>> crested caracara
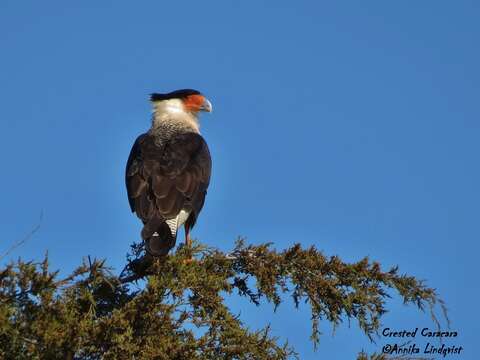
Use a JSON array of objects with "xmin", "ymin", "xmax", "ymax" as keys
[{"xmin": 125, "ymin": 89, "xmax": 212, "ymax": 256}]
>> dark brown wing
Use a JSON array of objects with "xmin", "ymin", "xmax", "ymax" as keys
[
  {"xmin": 125, "ymin": 132, "xmax": 211, "ymax": 225},
  {"xmin": 125, "ymin": 133, "xmax": 147, "ymax": 213}
]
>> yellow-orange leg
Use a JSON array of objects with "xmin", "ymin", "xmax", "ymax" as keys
[
  {"xmin": 185, "ymin": 225, "xmax": 192, "ymax": 248},
  {"xmin": 183, "ymin": 225, "xmax": 194, "ymax": 264}
]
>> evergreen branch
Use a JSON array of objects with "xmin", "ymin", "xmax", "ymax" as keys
[{"xmin": 0, "ymin": 239, "xmax": 446, "ymax": 359}]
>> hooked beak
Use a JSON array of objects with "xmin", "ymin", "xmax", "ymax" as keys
[{"xmin": 201, "ymin": 98, "xmax": 213, "ymax": 113}]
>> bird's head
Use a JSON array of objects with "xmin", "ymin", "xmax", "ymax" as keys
[{"xmin": 150, "ymin": 89, "xmax": 212, "ymax": 116}]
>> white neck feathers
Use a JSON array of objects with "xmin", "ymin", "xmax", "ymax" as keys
[{"xmin": 151, "ymin": 99, "xmax": 200, "ymax": 133}]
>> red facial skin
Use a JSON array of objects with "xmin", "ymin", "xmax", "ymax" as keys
[{"xmin": 182, "ymin": 94, "xmax": 205, "ymax": 113}]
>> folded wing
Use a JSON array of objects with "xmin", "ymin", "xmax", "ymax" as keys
[{"xmin": 125, "ymin": 132, "xmax": 211, "ymax": 235}]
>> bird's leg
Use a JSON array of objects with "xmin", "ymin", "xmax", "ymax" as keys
[
  {"xmin": 185, "ymin": 225, "xmax": 192, "ymax": 248},
  {"xmin": 183, "ymin": 225, "xmax": 194, "ymax": 264}
]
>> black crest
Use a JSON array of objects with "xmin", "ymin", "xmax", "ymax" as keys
[{"xmin": 150, "ymin": 89, "xmax": 201, "ymax": 102}]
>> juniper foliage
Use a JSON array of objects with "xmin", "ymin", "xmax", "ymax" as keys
[{"xmin": 0, "ymin": 239, "xmax": 446, "ymax": 359}]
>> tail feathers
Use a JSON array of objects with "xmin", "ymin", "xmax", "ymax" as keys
[{"xmin": 141, "ymin": 218, "xmax": 176, "ymax": 256}]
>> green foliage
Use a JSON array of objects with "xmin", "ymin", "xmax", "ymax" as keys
[{"xmin": 0, "ymin": 240, "xmax": 446, "ymax": 359}]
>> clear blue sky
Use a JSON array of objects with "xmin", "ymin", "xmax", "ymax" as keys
[{"xmin": 1, "ymin": 1, "xmax": 478, "ymax": 358}]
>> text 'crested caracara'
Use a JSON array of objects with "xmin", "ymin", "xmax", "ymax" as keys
[{"xmin": 125, "ymin": 89, "xmax": 212, "ymax": 256}]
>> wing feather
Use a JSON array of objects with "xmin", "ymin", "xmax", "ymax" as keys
[
  {"xmin": 152, "ymin": 175, "xmax": 173, "ymax": 199},
  {"xmin": 125, "ymin": 132, "xmax": 211, "ymax": 228}
]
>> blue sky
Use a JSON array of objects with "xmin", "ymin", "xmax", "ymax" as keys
[{"xmin": 1, "ymin": 1, "xmax": 478, "ymax": 358}]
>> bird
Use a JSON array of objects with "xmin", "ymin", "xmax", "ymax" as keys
[{"xmin": 125, "ymin": 89, "xmax": 212, "ymax": 257}]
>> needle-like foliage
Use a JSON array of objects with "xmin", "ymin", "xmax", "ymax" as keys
[{"xmin": 0, "ymin": 239, "xmax": 446, "ymax": 359}]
